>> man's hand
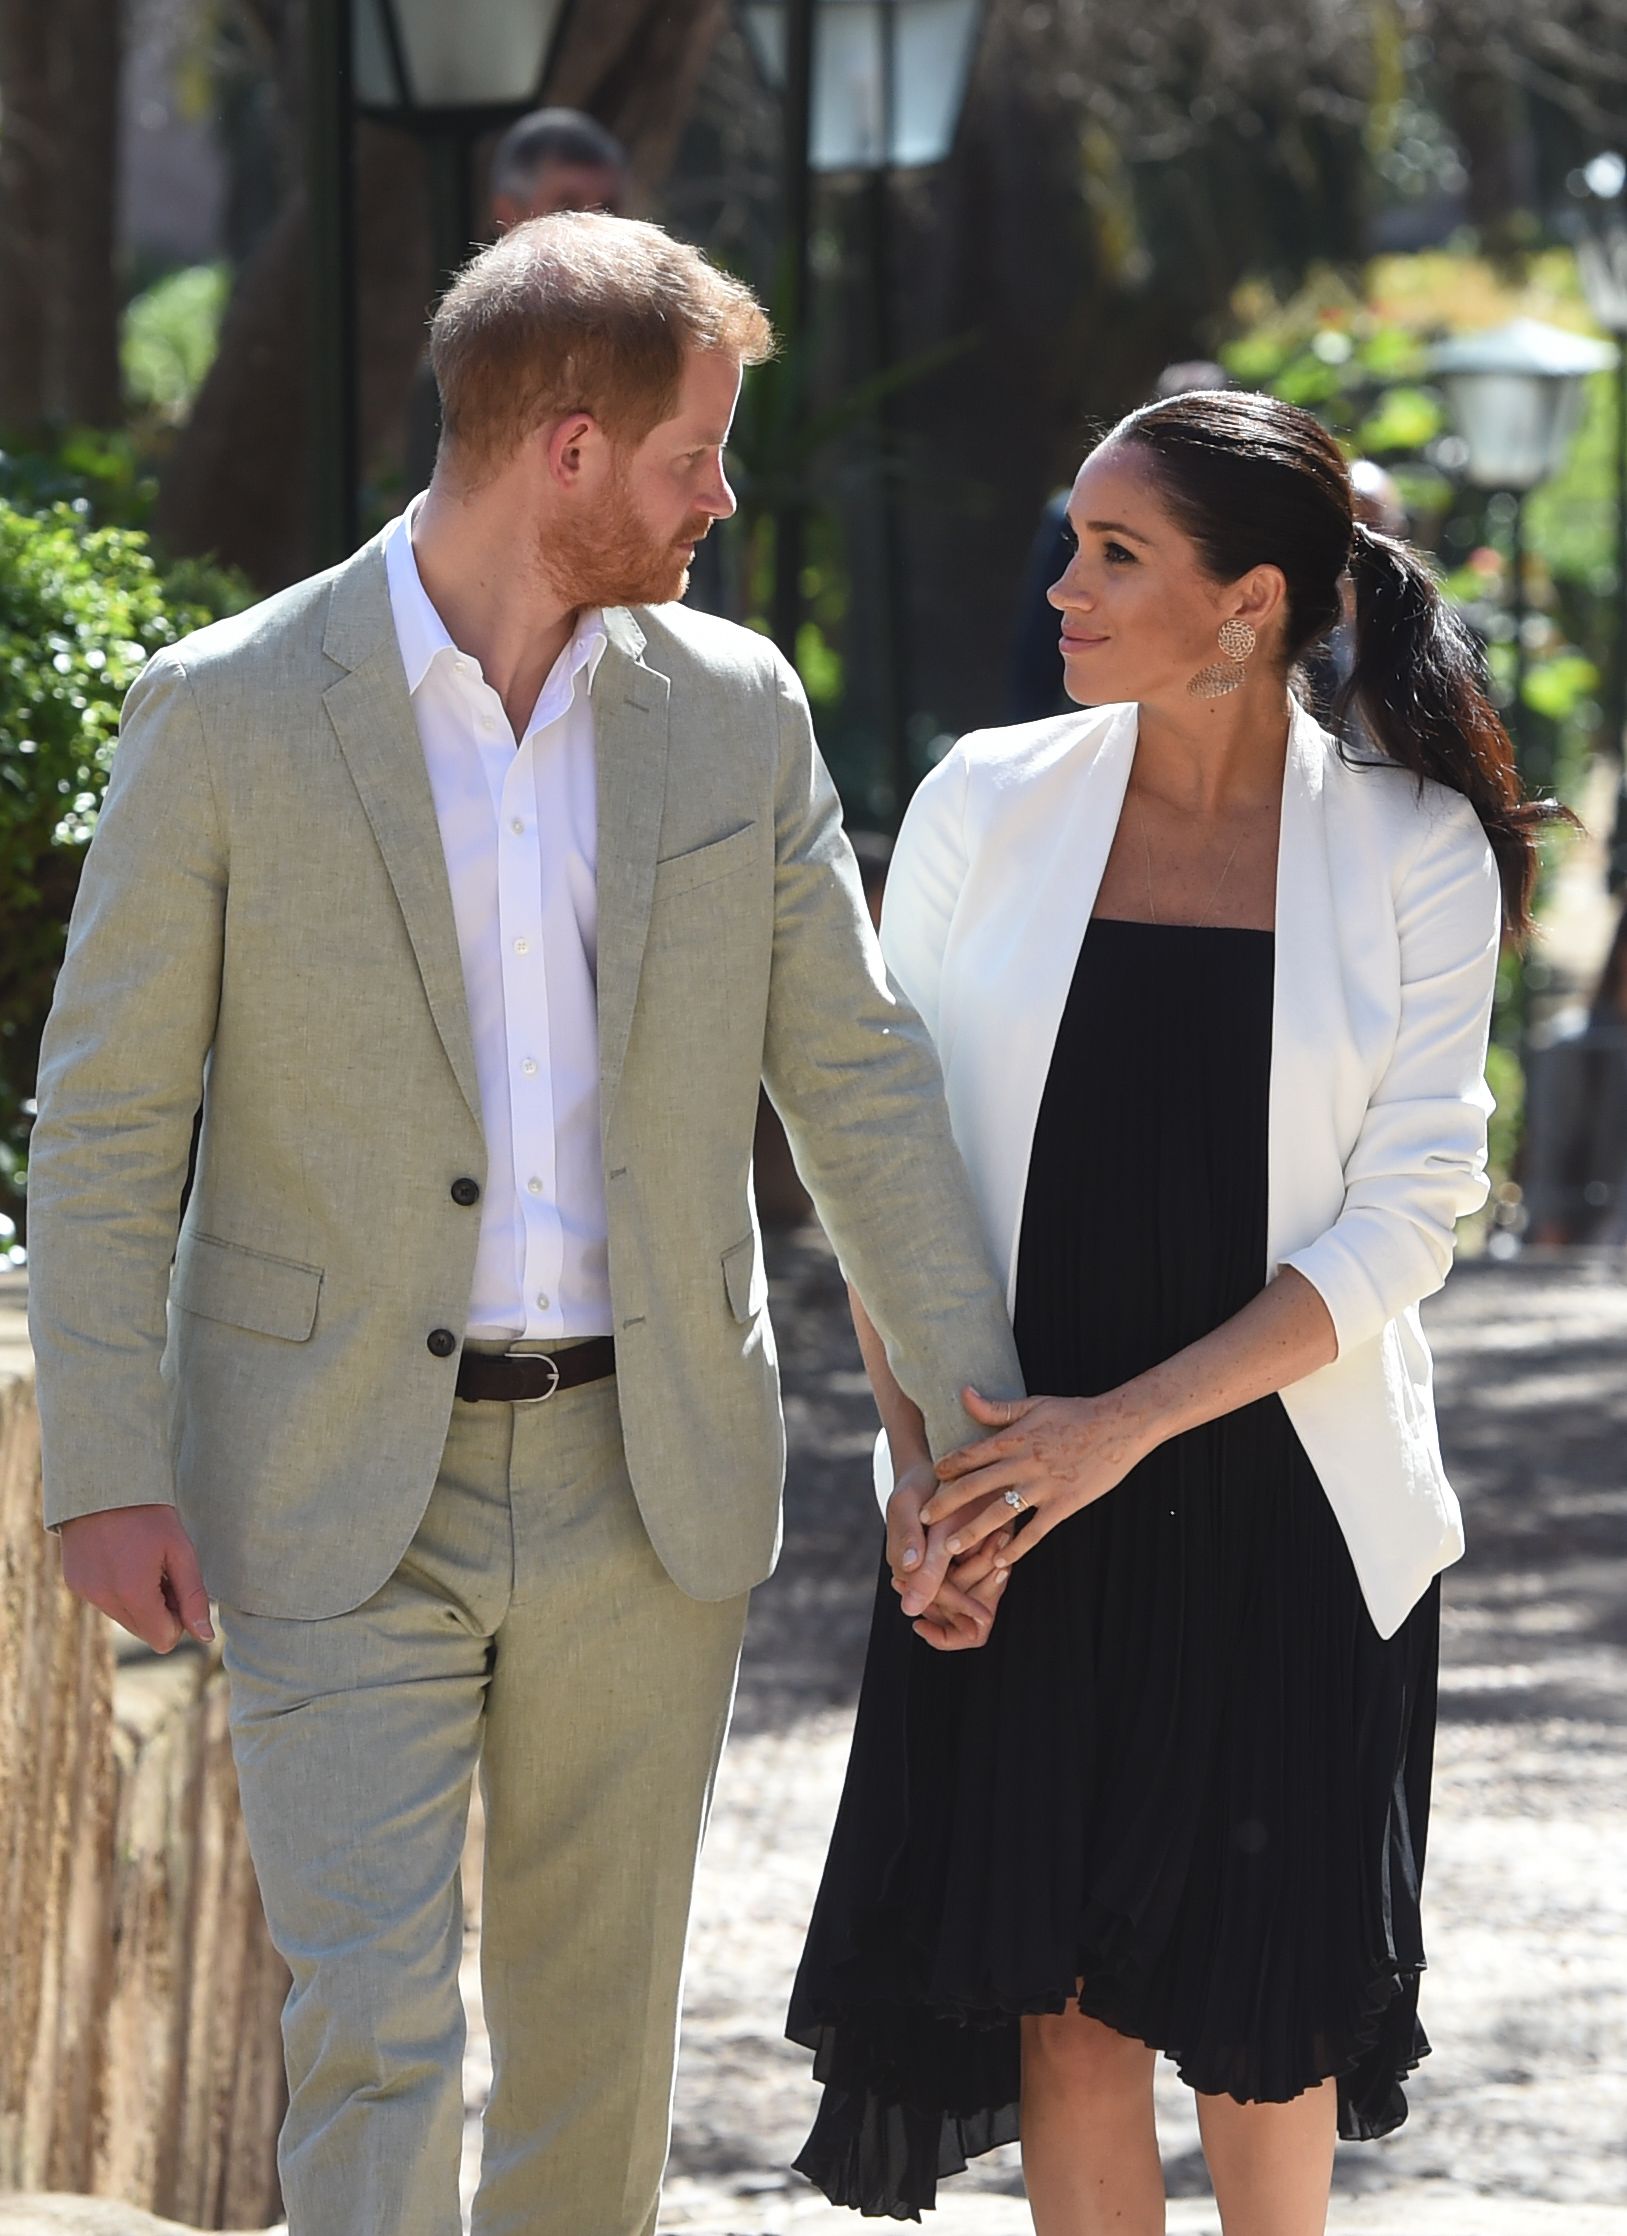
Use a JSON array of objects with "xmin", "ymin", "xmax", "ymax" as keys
[
  {"xmin": 886, "ymin": 1461, "xmax": 1012, "ymax": 1651},
  {"xmin": 58, "ymin": 1504, "xmax": 215, "ymax": 1653}
]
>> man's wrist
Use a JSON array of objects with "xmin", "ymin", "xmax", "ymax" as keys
[{"xmin": 886, "ymin": 1442, "xmax": 933, "ymax": 1487}]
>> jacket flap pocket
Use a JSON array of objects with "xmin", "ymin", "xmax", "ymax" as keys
[
  {"xmin": 172, "ymin": 1230, "xmax": 323, "ymax": 1342},
  {"xmin": 721, "ymin": 1233, "xmax": 768, "ymax": 1324},
  {"xmin": 654, "ymin": 821, "xmax": 758, "ymax": 900}
]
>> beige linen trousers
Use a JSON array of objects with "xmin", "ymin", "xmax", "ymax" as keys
[{"xmin": 27, "ymin": 536, "xmax": 1022, "ymax": 2234}]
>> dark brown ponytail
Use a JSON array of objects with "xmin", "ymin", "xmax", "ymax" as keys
[
  {"xmin": 1112, "ymin": 389, "xmax": 1567, "ymax": 941},
  {"xmin": 1340, "ymin": 521, "xmax": 1563, "ymax": 939}
]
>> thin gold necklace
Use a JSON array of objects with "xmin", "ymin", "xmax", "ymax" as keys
[{"xmin": 1134, "ymin": 797, "xmax": 1242, "ymax": 929}]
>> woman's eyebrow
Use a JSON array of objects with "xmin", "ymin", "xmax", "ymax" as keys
[{"xmin": 1080, "ymin": 518, "xmax": 1154, "ymax": 544}]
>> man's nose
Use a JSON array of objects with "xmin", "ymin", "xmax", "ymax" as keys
[{"xmin": 707, "ymin": 463, "xmax": 738, "ymax": 521}]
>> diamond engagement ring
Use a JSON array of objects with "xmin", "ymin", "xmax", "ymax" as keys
[{"xmin": 1003, "ymin": 1488, "xmax": 1028, "ymax": 1512}]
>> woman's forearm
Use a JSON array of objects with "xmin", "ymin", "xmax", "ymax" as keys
[
  {"xmin": 923, "ymin": 1268, "xmax": 1341, "ymax": 1564},
  {"xmin": 848, "ymin": 1285, "xmax": 932, "ymax": 1473},
  {"xmin": 1120, "ymin": 1266, "xmax": 1338, "ymax": 1452}
]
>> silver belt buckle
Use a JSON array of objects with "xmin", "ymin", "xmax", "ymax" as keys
[{"xmin": 506, "ymin": 1349, "xmax": 562, "ymax": 1404}]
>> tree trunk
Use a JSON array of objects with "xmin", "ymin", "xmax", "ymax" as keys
[
  {"xmin": 155, "ymin": 0, "xmax": 729, "ymax": 588},
  {"xmin": 52, "ymin": 0, "xmax": 123, "ymax": 427},
  {"xmin": 0, "ymin": 0, "xmax": 55, "ymax": 435}
]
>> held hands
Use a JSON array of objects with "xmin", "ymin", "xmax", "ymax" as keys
[
  {"xmin": 922, "ymin": 1386, "xmax": 1156, "ymax": 1572},
  {"xmin": 58, "ymin": 1504, "xmax": 216, "ymax": 1654},
  {"xmin": 885, "ymin": 1459, "xmax": 1014, "ymax": 1651}
]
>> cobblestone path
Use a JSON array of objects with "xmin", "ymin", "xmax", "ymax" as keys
[{"xmin": 649, "ymin": 1238, "xmax": 1627, "ymax": 2235}]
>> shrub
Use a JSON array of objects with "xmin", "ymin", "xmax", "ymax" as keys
[
  {"xmin": 122, "ymin": 262, "xmax": 231, "ymax": 424},
  {"xmin": 0, "ymin": 498, "xmax": 251, "ymax": 1252}
]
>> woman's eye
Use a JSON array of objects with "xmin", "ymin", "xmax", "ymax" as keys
[
  {"xmin": 1059, "ymin": 521, "xmax": 1079, "ymax": 553},
  {"xmin": 1104, "ymin": 541, "xmax": 1136, "ymax": 565}
]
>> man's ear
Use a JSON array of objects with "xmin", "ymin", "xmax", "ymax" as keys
[{"xmin": 544, "ymin": 411, "xmax": 602, "ymax": 489}]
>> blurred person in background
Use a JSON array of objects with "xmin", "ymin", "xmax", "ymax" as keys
[
  {"xmin": 487, "ymin": 107, "xmax": 628, "ymax": 229},
  {"xmin": 790, "ymin": 389, "xmax": 1559, "ymax": 2234},
  {"xmin": 404, "ymin": 110, "xmax": 630, "ymax": 490},
  {"xmin": 1301, "ymin": 458, "xmax": 1408, "ymax": 717},
  {"xmin": 1520, "ymin": 903, "xmax": 1627, "ymax": 1246}
]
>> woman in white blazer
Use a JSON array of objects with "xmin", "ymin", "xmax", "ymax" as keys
[{"xmin": 789, "ymin": 391, "xmax": 1557, "ymax": 2233}]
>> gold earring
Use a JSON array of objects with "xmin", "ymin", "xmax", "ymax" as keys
[{"xmin": 1188, "ymin": 617, "xmax": 1257, "ymax": 699}]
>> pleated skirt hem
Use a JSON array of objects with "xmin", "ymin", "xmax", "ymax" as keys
[{"xmin": 789, "ymin": 1950, "xmax": 1429, "ymax": 2220}]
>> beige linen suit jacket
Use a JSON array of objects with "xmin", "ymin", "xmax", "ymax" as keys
[{"xmin": 27, "ymin": 534, "xmax": 1021, "ymax": 1619}]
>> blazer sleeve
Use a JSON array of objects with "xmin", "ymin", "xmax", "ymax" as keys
[
  {"xmin": 26, "ymin": 651, "xmax": 227, "ymax": 1526},
  {"xmin": 1281, "ymin": 793, "xmax": 1502, "ymax": 1355},
  {"xmin": 876, "ymin": 738, "xmax": 972, "ymax": 1046},
  {"xmin": 757, "ymin": 657, "xmax": 1022, "ymax": 1464}
]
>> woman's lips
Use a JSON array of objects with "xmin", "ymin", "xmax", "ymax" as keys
[{"xmin": 1060, "ymin": 632, "xmax": 1107, "ymax": 652}]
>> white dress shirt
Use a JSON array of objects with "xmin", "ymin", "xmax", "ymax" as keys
[{"xmin": 383, "ymin": 504, "xmax": 611, "ymax": 1341}]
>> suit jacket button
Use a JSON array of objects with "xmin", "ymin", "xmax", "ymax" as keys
[
  {"xmin": 450, "ymin": 1177, "xmax": 481, "ymax": 1207},
  {"xmin": 427, "ymin": 1328, "xmax": 457, "ymax": 1358}
]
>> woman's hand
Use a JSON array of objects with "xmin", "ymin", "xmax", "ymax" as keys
[
  {"xmin": 887, "ymin": 1459, "xmax": 1012, "ymax": 1650},
  {"xmin": 921, "ymin": 1386, "xmax": 1157, "ymax": 1570}
]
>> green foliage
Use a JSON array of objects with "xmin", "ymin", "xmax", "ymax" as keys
[
  {"xmin": 1221, "ymin": 281, "xmax": 1436, "ymax": 446},
  {"xmin": 1526, "ymin": 365, "xmax": 1620, "ymax": 611},
  {"xmin": 0, "ymin": 497, "xmax": 250, "ymax": 1251},
  {"xmin": 0, "ymin": 427, "xmax": 159, "ymax": 531},
  {"xmin": 1485, "ymin": 942, "xmax": 1533, "ymax": 1202},
  {"xmin": 121, "ymin": 261, "xmax": 231, "ymax": 423},
  {"xmin": 1221, "ymin": 248, "xmax": 1618, "ymax": 1205}
]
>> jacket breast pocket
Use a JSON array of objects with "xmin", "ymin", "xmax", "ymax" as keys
[
  {"xmin": 653, "ymin": 821, "xmax": 759, "ymax": 901},
  {"xmin": 171, "ymin": 1229, "xmax": 323, "ymax": 1342}
]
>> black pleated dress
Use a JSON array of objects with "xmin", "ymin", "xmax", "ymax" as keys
[{"xmin": 787, "ymin": 917, "xmax": 1441, "ymax": 2221}]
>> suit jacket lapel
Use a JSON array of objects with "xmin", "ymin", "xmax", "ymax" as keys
[
  {"xmin": 594, "ymin": 607, "xmax": 671, "ymax": 1121},
  {"xmin": 321, "ymin": 545, "xmax": 483, "ymax": 1131}
]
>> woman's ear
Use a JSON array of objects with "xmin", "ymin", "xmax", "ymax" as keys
[{"xmin": 1228, "ymin": 563, "xmax": 1289, "ymax": 643}]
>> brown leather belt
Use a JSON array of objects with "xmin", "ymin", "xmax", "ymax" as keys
[{"xmin": 455, "ymin": 1337, "xmax": 616, "ymax": 1405}]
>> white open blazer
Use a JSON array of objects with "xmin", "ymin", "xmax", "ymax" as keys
[{"xmin": 874, "ymin": 697, "xmax": 1504, "ymax": 1639}]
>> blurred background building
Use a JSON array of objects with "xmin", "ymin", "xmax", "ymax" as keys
[{"xmin": 3, "ymin": 0, "xmax": 1627, "ymax": 1255}]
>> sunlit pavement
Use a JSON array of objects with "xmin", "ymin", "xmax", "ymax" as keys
[{"xmin": 644, "ymin": 1235, "xmax": 1627, "ymax": 2235}]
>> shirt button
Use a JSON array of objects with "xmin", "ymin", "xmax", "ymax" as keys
[
  {"xmin": 450, "ymin": 1176, "xmax": 481, "ymax": 1207},
  {"xmin": 521, "ymin": 1057, "xmax": 538, "ymax": 1076},
  {"xmin": 426, "ymin": 1327, "xmax": 457, "ymax": 1359},
  {"xmin": 527, "ymin": 1177, "xmax": 543, "ymax": 1195},
  {"xmin": 513, "ymin": 937, "xmax": 529, "ymax": 955},
  {"xmin": 536, "ymin": 1293, "xmax": 550, "ymax": 1312},
  {"xmin": 480, "ymin": 713, "xmax": 497, "ymax": 732},
  {"xmin": 510, "ymin": 818, "xmax": 525, "ymax": 836}
]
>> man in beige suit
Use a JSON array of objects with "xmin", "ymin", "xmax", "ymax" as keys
[{"xmin": 26, "ymin": 215, "xmax": 1020, "ymax": 2235}]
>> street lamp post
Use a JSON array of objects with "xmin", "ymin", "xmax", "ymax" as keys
[
  {"xmin": 1431, "ymin": 318, "xmax": 1618, "ymax": 757},
  {"xmin": 306, "ymin": 0, "xmax": 573, "ymax": 567},
  {"xmin": 352, "ymin": 0, "xmax": 572, "ymax": 290},
  {"xmin": 1573, "ymin": 152, "xmax": 1627, "ymax": 888},
  {"xmin": 307, "ymin": 0, "xmax": 359, "ymax": 567},
  {"xmin": 743, "ymin": 0, "xmax": 982, "ymax": 819},
  {"xmin": 767, "ymin": 0, "xmax": 816, "ymax": 665}
]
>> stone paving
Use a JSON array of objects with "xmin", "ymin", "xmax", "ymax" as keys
[
  {"xmin": 23, "ymin": 1235, "xmax": 1613, "ymax": 2236},
  {"xmin": 644, "ymin": 1235, "xmax": 1627, "ymax": 2234}
]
